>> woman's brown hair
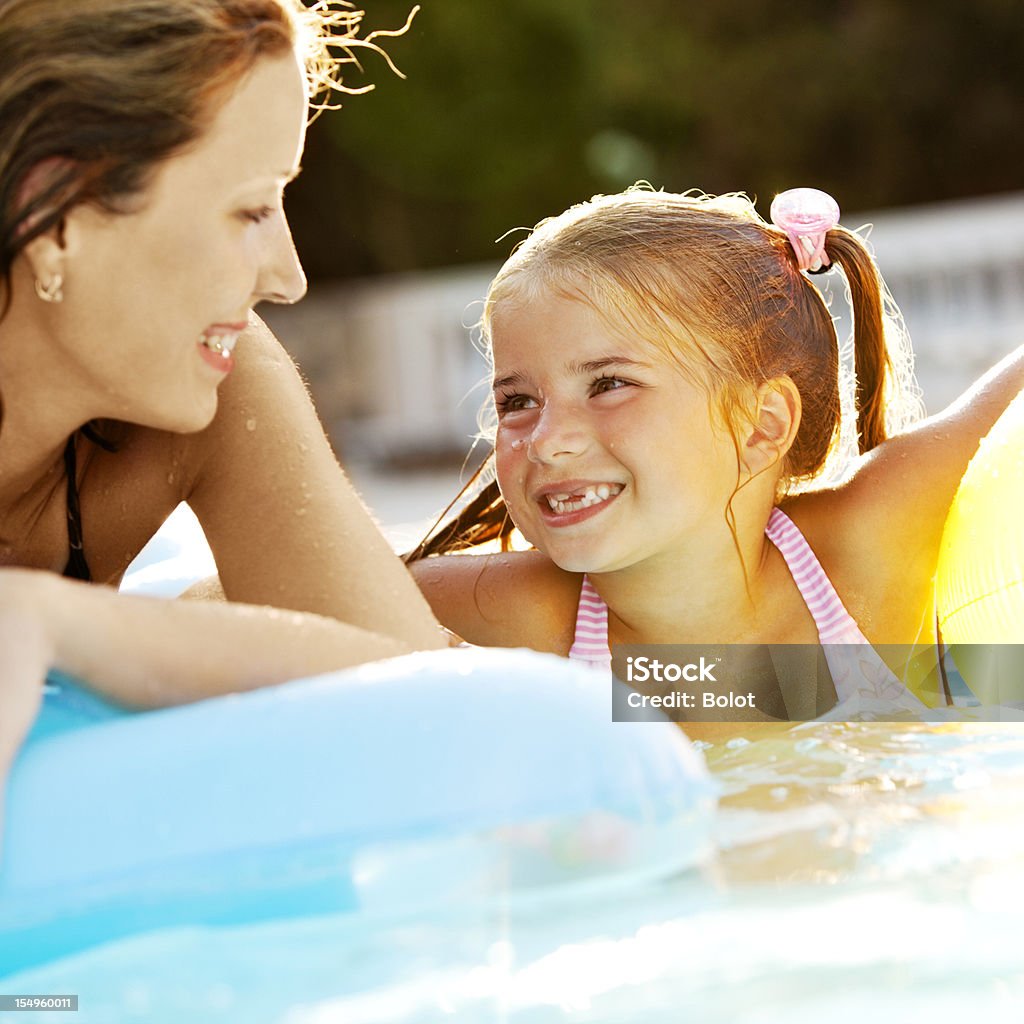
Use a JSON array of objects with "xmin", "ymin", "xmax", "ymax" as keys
[{"xmin": 0, "ymin": 0, "xmax": 408, "ymax": 300}]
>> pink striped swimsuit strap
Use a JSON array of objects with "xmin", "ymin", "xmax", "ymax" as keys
[
  {"xmin": 764, "ymin": 507, "xmax": 864, "ymax": 644},
  {"xmin": 568, "ymin": 575, "xmax": 612, "ymax": 665}
]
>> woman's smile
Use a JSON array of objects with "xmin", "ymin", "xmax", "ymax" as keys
[{"xmin": 196, "ymin": 323, "xmax": 247, "ymax": 375}]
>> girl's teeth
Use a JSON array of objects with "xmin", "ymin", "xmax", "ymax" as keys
[{"xmin": 545, "ymin": 484, "xmax": 621, "ymax": 514}]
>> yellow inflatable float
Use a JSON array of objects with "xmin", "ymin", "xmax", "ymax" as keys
[{"xmin": 935, "ymin": 389, "xmax": 1024, "ymax": 701}]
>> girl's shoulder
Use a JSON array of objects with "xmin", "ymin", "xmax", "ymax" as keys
[
  {"xmin": 778, "ymin": 457, "xmax": 941, "ymax": 643},
  {"xmin": 410, "ymin": 549, "xmax": 583, "ymax": 654},
  {"xmin": 790, "ymin": 349, "xmax": 1024, "ymax": 592}
]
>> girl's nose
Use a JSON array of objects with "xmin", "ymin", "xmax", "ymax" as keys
[{"xmin": 526, "ymin": 403, "xmax": 591, "ymax": 463}]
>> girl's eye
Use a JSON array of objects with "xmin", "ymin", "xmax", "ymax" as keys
[
  {"xmin": 241, "ymin": 206, "xmax": 273, "ymax": 225},
  {"xmin": 591, "ymin": 375, "xmax": 631, "ymax": 395},
  {"xmin": 495, "ymin": 392, "xmax": 538, "ymax": 415}
]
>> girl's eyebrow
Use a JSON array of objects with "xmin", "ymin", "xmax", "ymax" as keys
[
  {"xmin": 493, "ymin": 356, "xmax": 653, "ymax": 392},
  {"xmin": 569, "ymin": 356, "xmax": 654, "ymax": 375},
  {"xmin": 492, "ymin": 371, "xmax": 525, "ymax": 392}
]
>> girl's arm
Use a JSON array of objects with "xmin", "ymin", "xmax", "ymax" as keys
[
  {"xmin": 183, "ymin": 317, "xmax": 444, "ymax": 651},
  {"xmin": 0, "ymin": 567, "xmax": 412, "ymax": 710},
  {"xmin": 410, "ymin": 549, "xmax": 582, "ymax": 652},
  {"xmin": 861, "ymin": 343, "xmax": 1024, "ymax": 510},
  {"xmin": 798, "ymin": 344, "xmax": 1024, "ymax": 641}
]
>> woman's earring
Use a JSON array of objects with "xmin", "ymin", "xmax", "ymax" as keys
[{"xmin": 34, "ymin": 274, "xmax": 64, "ymax": 303}]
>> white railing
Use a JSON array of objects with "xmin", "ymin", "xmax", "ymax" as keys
[
  {"xmin": 263, "ymin": 192, "xmax": 1024, "ymax": 461},
  {"xmin": 861, "ymin": 192, "xmax": 1024, "ymax": 409},
  {"xmin": 264, "ymin": 265, "xmax": 493, "ymax": 461}
]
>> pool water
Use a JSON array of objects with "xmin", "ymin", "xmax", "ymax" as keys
[{"xmin": 6, "ymin": 721, "xmax": 1024, "ymax": 1023}]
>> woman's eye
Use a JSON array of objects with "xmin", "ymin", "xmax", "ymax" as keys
[{"xmin": 241, "ymin": 206, "xmax": 273, "ymax": 225}]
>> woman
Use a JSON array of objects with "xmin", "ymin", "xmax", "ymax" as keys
[{"xmin": 0, "ymin": 0, "xmax": 443, "ymax": 770}]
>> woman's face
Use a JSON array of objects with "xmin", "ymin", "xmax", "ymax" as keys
[{"xmin": 49, "ymin": 51, "xmax": 309, "ymax": 433}]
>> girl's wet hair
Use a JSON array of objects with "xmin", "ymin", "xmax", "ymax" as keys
[
  {"xmin": 0, "ymin": 0, "xmax": 407, "ymax": 299},
  {"xmin": 408, "ymin": 186, "xmax": 921, "ymax": 562}
]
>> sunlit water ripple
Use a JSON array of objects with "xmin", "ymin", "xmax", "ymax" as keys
[{"xmin": 9, "ymin": 723, "xmax": 1024, "ymax": 1023}]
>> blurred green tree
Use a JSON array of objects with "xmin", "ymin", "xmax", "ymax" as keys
[{"xmin": 286, "ymin": 0, "xmax": 1024, "ymax": 279}]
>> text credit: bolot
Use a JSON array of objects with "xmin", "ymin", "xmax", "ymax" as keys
[{"xmin": 610, "ymin": 645, "xmax": 767, "ymax": 723}]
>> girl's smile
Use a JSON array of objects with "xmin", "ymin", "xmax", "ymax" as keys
[{"xmin": 535, "ymin": 479, "xmax": 626, "ymax": 525}]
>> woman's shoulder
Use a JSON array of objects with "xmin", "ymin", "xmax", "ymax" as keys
[
  {"xmin": 75, "ymin": 421, "xmax": 192, "ymax": 583},
  {"xmin": 410, "ymin": 549, "xmax": 583, "ymax": 653},
  {"xmin": 74, "ymin": 320, "xmax": 297, "ymax": 581}
]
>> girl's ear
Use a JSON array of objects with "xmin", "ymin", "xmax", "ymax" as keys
[{"xmin": 740, "ymin": 376, "xmax": 801, "ymax": 478}]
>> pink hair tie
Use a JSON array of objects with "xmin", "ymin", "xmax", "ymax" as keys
[{"xmin": 770, "ymin": 188, "xmax": 840, "ymax": 273}]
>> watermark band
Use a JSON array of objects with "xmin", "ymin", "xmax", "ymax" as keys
[{"xmin": 611, "ymin": 644, "xmax": 1024, "ymax": 723}]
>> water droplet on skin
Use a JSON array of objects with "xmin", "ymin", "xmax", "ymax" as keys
[
  {"xmin": 297, "ymin": 441, "xmax": 309, "ymax": 453},
  {"xmin": 246, "ymin": 419, "xmax": 257, "ymax": 432},
  {"xmin": 167, "ymin": 473, "xmax": 175, "ymax": 485},
  {"xmin": 295, "ymin": 508, "xmax": 307, "ymax": 517}
]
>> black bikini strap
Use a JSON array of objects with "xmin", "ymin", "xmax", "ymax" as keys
[{"xmin": 62, "ymin": 435, "xmax": 92, "ymax": 582}]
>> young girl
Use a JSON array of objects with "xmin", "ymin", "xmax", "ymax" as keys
[{"xmin": 409, "ymin": 187, "xmax": 1024, "ymax": 717}]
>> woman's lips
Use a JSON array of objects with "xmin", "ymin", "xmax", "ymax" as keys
[{"xmin": 196, "ymin": 327, "xmax": 242, "ymax": 374}]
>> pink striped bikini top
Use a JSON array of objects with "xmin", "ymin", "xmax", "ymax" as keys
[{"xmin": 568, "ymin": 507, "xmax": 923, "ymax": 709}]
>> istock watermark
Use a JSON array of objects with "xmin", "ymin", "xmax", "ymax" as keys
[{"xmin": 611, "ymin": 644, "xmax": 1024, "ymax": 723}]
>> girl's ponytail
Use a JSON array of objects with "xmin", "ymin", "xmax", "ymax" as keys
[
  {"xmin": 823, "ymin": 230, "xmax": 893, "ymax": 454},
  {"xmin": 404, "ymin": 458, "xmax": 515, "ymax": 562}
]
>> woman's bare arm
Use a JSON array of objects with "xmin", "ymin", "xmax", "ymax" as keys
[
  {"xmin": 0, "ymin": 610, "xmax": 48, "ymax": 850},
  {"xmin": 184, "ymin": 317, "xmax": 444, "ymax": 651},
  {"xmin": 1, "ymin": 567, "xmax": 414, "ymax": 711}
]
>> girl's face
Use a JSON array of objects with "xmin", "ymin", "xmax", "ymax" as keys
[
  {"xmin": 43, "ymin": 51, "xmax": 309, "ymax": 433},
  {"xmin": 491, "ymin": 287, "xmax": 743, "ymax": 575}
]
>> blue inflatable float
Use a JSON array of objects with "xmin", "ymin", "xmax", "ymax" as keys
[{"xmin": 1, "ymin": 647, "xmax": 715, "ymax": 977}]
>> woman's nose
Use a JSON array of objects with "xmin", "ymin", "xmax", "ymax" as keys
[{"xmin": 255, "ymin": 216, "xmax": 307, "ymax": 305}]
